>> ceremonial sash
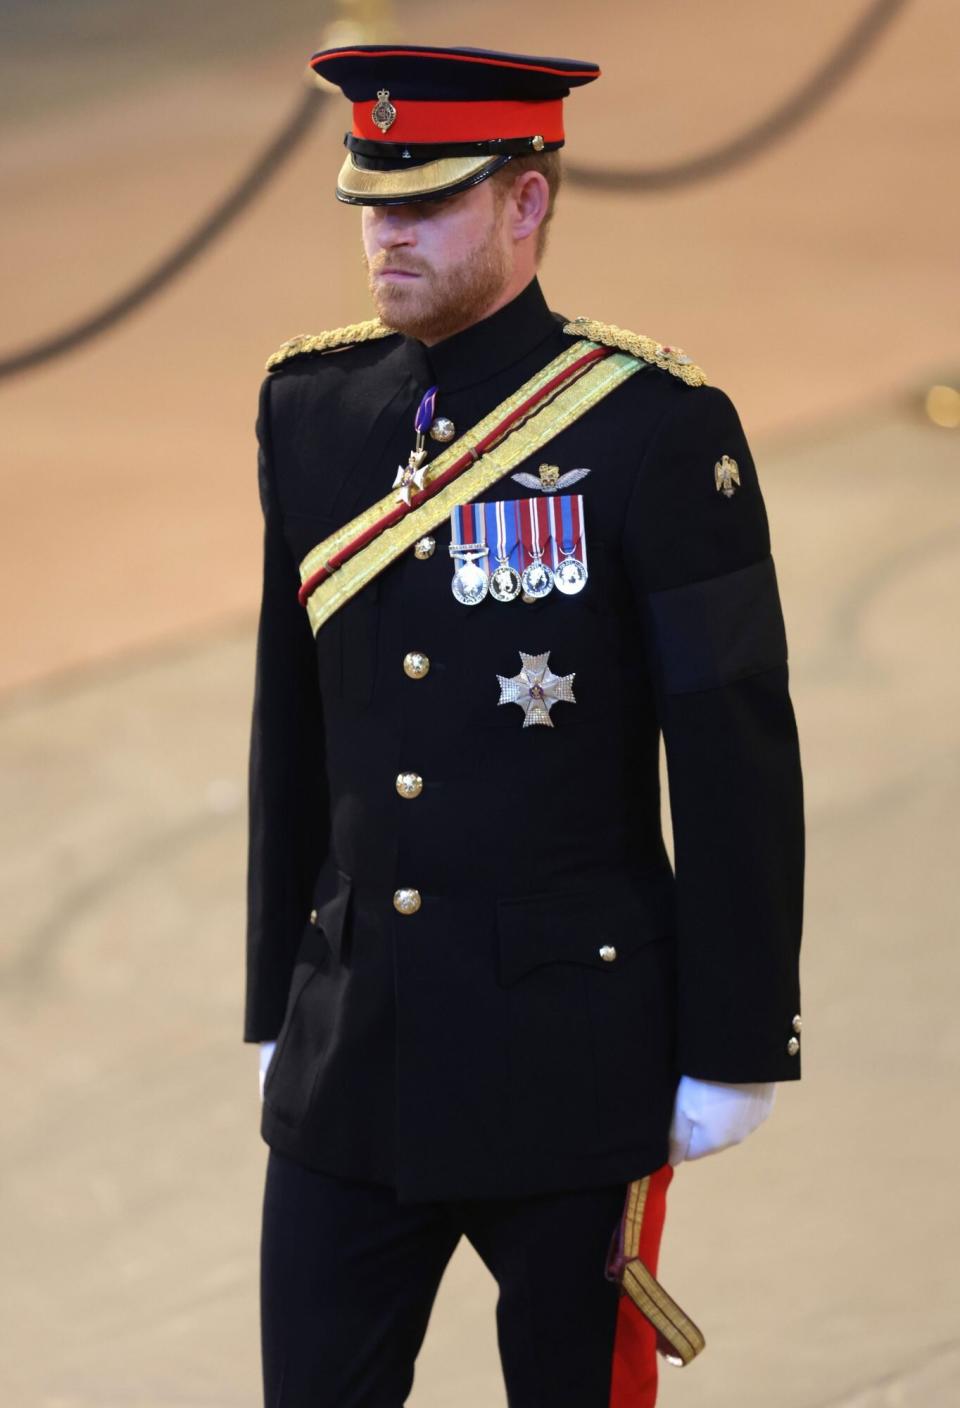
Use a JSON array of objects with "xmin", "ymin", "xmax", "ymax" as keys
[{"xmin": 297, "ymin": 339, "xmax": 645, "ymax": 635}]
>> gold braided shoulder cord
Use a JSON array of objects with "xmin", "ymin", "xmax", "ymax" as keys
[
  {"xmin": 265, "ymin": 318, "xmax": 397, "ymax": 371},
  {"xmin": 563, "ymin": 317, "xmax": 707, "ymax": 388}
]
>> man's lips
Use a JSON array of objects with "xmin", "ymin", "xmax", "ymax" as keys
[{"xmin": 375, "ymin": 267, "xmax": 423, "ymax": 281}]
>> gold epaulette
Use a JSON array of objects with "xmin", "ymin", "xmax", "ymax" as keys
[
  {"xmin": 265, "ymin": 318, "xmax": 397, "ymax": 372},
  {"xmin": 563, "ymin": 317, "xmax": 707, "ymax": 388}
]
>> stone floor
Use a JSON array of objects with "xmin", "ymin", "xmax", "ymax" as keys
[
  {"xmin": 1, "ymin": 394, "xmax": 957, "ymax": 1407},
  {"xmin": 1, "ymin": 0, "xmax": 958, "ymax": 1401}
]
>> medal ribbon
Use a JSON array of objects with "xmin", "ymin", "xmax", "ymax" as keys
[
  {"xmin": 548, "ymin": 493, "xmax": 586, "ymax": 568},
  {"xmin": 415, "ymin": 386, "xmax": 439, "ymax": 436}
]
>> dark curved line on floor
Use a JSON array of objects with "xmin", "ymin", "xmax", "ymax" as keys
[
  {"xmin": 0, "ymin": 85, "xmax": 328, "ymax": 380},
  {"xmin": 564, "ymin": 0, "xmax": 911, "ymax": 192},
  {"xmin": 802, "ymin": 523, "xmax": 960, "ymax": 680}
]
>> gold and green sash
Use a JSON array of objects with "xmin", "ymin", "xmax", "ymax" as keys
[{"xmin": 298, "ymin": 339, "xmax": 644, "ymax": 635}]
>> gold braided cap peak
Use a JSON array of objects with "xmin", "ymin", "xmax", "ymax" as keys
[
  {"xmin": 563, "ymin": 317, "xmax": 707, "ymax": 388},
  {"xmin": 265, "ymin": 318, "xmax": 397, "ymax": 372}
]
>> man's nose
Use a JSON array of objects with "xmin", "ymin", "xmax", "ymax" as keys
[{"xmin": 372, "ymin": 207, "xmax": 419, "ymax": 249}]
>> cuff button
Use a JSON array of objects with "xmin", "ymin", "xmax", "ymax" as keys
[
  {"xmin": 787, "ymin": 1036, "xmax": 800, "ymax": 1056},
  {"xmin": 792, "ymin": 1014, "xmax": 802, "ymax": 1033}
]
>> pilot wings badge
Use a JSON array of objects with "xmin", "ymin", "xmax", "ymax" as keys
[{"xmin": 511, "ymin": 463, "xmax": 592, "ymax": 494}]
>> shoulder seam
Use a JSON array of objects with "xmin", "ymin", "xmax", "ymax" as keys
[
  {"xmin": 265, "ymin": 319, "xmax": 397, "ymax": 372},
  {"xmin": 563, "ymin": 317, "xmax": 707, "ymax": 387}
]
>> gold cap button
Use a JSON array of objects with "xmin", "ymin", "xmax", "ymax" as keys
[
  {"xmin": 393, "ymin": 887, "xmax": 422, "ymax": 915},
  {"xmin": 396, "ymin": 771, "xmax": 423, "ymax": 799},
  {"xmin": 787, "ymin": 1036, "xmax": 800, "ymax": 1056},
  {"xmin": 792, "ymin": 1014, "xmax": 802, "ymax": 1034},
  {"xmin": 403, "ymin": 650, "xmax": 430, "ymax": 679},
  {"xmin": 599, "ymin": 945, "xmax": 617, "ymax": 963},
  {"xmin": 413, "ymin": 536, "xmax": 436, "ymax": 560}
]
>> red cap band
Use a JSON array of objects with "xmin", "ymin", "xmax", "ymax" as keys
[{"xmin": 352, "ymin": 97, "xmax": 564, "ymax": 145}]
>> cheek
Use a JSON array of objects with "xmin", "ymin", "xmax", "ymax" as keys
[{"xmin": 360, "ymin": 212, "xmax": 382, "ymax": 260}]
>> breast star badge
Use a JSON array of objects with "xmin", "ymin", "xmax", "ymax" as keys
[
  {"xmin": 496, "ymin": 650, "xmax": 576, "ymax": 728},
  {"xmin": 714, "ymin": 454, "xmax": 741, "ymax": 497}
]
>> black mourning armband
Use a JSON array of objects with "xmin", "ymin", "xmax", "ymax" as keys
[{"xmin": 646, "ymin": 554, "xmax": 788, "ymax": 696}]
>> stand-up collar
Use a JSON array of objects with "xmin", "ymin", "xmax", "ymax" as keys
[{"xmin": 405, "ymin": 276, "xmax": 560, "ymax": 393}]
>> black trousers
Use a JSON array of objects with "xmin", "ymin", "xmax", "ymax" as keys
[{"xmin": 260, "ymin": 1147, "xmax": 632, "ymax": 1407}]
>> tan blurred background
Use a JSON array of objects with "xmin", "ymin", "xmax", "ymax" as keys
[{"xmin": 1, "ymin": 1, "xmax": 958, "ymax": 1404}]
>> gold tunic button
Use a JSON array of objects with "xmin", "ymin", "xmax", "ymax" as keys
[
  {"xmin": 792, "ymin": 1014, "xmax": 802, "ymax": 1034},
  {"xmin": 787, "ymin": 1036, "xmax": 800, "ymax": 1056},
  {"xmin": 429, "ymin": 417, "xmax": 456, "ymax": 443},
  {"xmin": 413, "ymin": 536, "xmax": 436, "ymax": 560},
  {"xmin": 396, "ymin": 771, "xmax": 423, "ymax": 799},
  {"xmin": 393, "ymin": 887, "xmax": 422, "ymax": 915},
  {"xmin": 309, "ymin": 908, "xmax": 318, "ymax": 926},
  {"xmin": 599, "ymin": 945, "xmax": 617, "ymax": 963},
  {"xmin": 403, "ymin": 651, "xmax": 430, "ymax": 679}
]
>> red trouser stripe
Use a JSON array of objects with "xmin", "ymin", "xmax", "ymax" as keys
[{"xmin": 609, "ymin": 1164, "xmax": 673, "ymax": 1408}]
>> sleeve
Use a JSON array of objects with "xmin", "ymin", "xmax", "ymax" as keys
[
  {"xmin": 244, "ymin": 374, "xmax": 330, "ymax": 1042},
  {"xmin": 623, "ymin": 383, "xmax": 805, "ymax": 1082}
]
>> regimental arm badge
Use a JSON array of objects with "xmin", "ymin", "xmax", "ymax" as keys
[{"xmin": 714, "ymin": 454, "xmax": 741, "ymax": 497}]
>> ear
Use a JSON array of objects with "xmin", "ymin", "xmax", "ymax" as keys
[{"xmin": 506, "ymin": 171, "xmax": 550, "ymax": 244}]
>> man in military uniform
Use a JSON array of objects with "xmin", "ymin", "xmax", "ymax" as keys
[{"xmin": 245, "ymin": 43, "xmax": 804, "ymax": 1408}]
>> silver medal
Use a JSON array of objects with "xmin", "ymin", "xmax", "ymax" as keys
[
  {"xmin": 521, "ymin": 497, "xmax": 553, "ymax": 598},
  {"xmin": 554, "ymin": 556, "xmax": 588, "ymax": 594},
  {"xmin": 520, "ymin": 559, "xmax": 554, "ymax": 598},
  {"xmin": 451, "ymin": 556, "xmax": 489, "ymax": 606},
  {"xmin": 488, "ymin": 498, "xmax": 521, "ymax": 602},
  {"xmin": 547, "ymin": 493, "xmax": 588, "ymax": 596},
  {"xmin": 449, "ymin": 534, "xmax": 489, "ymax": 606},
  {"xmin": 490, "ymin": 563, "xmax": 522, "ymax": 602}
]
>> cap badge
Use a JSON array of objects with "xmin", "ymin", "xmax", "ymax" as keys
[
  {"xmin": 372, "ymin": 89, "xmax": 398, "ymax": 133},
  {"xmin": 714, "ymin": 454, "xmax": 741, "ymax": 497}
]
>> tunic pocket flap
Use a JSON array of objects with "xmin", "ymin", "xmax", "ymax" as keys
[{"xmin": 496, "ymin": 872, "xmax": 675, "ymax": 987}]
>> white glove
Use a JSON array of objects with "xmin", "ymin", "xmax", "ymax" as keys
[
  {"xmin": 258, "ymin": 1040, "xmax": 277, "ymax": 1100},
  {"xmin": 668, "ymin": 1076, "xmax": 776, "ymax": 1165}
]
